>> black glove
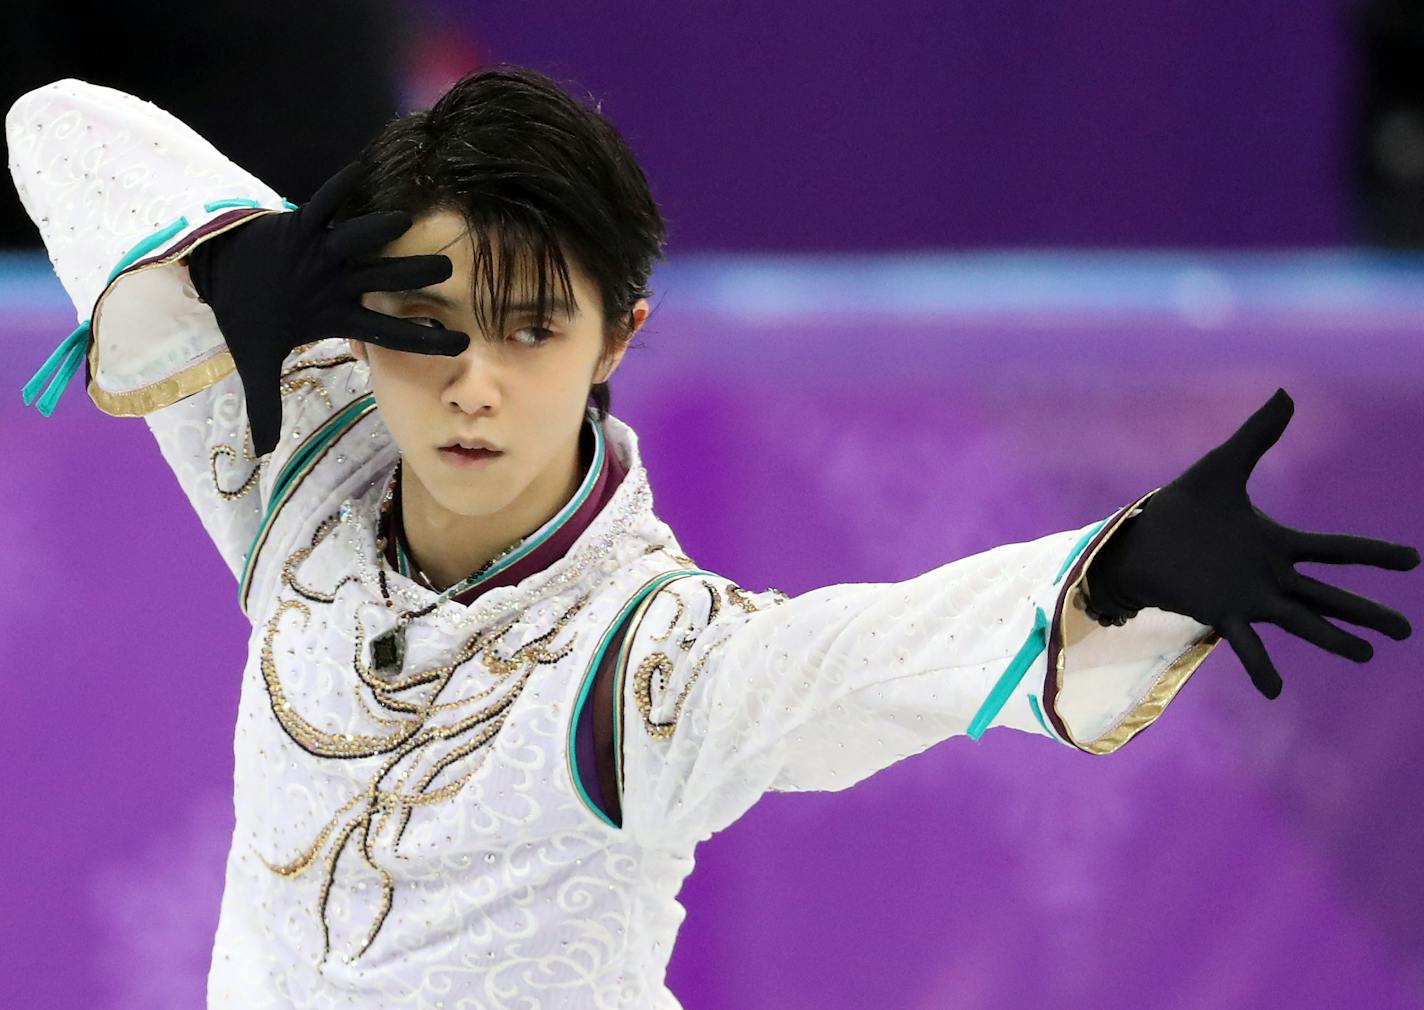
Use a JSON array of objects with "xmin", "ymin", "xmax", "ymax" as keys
[
  {"xmin": 1083, "ymin": 388, "xmax": 1418, "ymax": 699},
  {"xmin": 187, "ymin": 161, "xmax": 470, "ymax": 456}
]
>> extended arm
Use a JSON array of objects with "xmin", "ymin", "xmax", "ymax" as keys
[{"xmin": 613, "ymin": 500, "xmax": 1220, "ymax": 850}]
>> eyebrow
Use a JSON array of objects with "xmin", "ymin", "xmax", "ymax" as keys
[{"xmin": 389, "ymin": 287, "xmax": 577, "ymax": 318}]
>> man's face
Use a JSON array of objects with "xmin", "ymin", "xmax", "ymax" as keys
[{"xmin": 349, "ymin": 209, "xmax": 637, "ymax": 521}]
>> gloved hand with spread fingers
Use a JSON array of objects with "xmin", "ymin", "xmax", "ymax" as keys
[
  {"xmin": 1081, "ymin": 388, "xmax": 1419, "ymax": 699},
  {"xmin": 186, "ymin": 160, "xmax": 470, "ymax": 457}
]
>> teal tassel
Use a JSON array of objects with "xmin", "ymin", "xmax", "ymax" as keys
[
  {"xmin": 22, "ymin": 319, "xmax": 91, "ymax": 415},
  {"xmin": 21, "ymin": 214, "xmax": 189, "ymax": 417},
  {"xmin": 967, "ymin": 606, "xmax": 1051, "ymax": 740},
  {"xmin": 36, "ymin": 337, "xmax": 89, "ymax": 416},
  {"xmin": 19, "ymin": 199, "xmax": 278, "ymax": 418}
]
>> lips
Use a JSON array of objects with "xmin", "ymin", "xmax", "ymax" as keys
[
  {"xmin": 440, "ymin": 439, "xmax": 501, "ymax": 452},
  {"xmin": 438, "ymin": 445, "xmax": 503, "ymax": 468}
]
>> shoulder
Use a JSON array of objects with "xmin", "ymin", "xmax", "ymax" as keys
[
  {"xmin": 239, "ymin": 340, "xmax": 385, "ymax": 617},
  {"xmin": 618, "ymin": 571, "xmax": 792, "ymax": 741}
]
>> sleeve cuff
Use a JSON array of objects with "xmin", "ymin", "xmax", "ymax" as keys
[
  {"xmin": 1039, "ymin": 487, "xmax": 1222, "ymax": 754},
  {"xmin": 84, "ymin": 204, "xmax": 285, "ymax": 416}
]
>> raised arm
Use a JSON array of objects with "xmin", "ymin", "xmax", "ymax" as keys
[
  {"xmin": 8, "ymin": 78, "xmax": 299, "ymax": 583},
  {"xmin": 7, "ymin": 79, "xmax": 466, "ymax": 591}
]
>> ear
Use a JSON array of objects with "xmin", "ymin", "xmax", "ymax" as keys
[{"xmin": 594, "ymin": 299, "xmax": 649, "ymax": 384}]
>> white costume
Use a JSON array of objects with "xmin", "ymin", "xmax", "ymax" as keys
[{"xmin": 8, "ymin": 80, "xmax": 1222, "ymax": 1010}]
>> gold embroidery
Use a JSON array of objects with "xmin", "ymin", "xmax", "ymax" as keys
[
  {"xmin": 641, "ymin": 543, "xmax": 696, "ymax": 567},
  {"xmin": 633, "ymin": 652, "xmax": 677, "ymax": 738},
  {"xmin": 649, "ymin": 591, "xmax": 684, "ymax": 642},
  {"xmin": 211, "ymin": 367, "xmax": 350, "ymax": 503},
  {"xmin": 209, "ymin": 441, "xmax": 264, "ymax": 500},
  {"xmin": 277, "ymin": 375, "xmax": 334, "ymax": 411},
  {"xmin": 703, "ymin": 580, "xmax": 721, "ymax": 623},
  {"xmin": 281, "ymin": 513, "xmax": 360, "ymax": 604},
  {"xmin": 282, "ymin": 352, "xmax": 356, "ymax": 376},
  {"xmin": 725, "ymin": 583, "xmax": 764, "ymax": 613},
  {"xmin": 633, "ymin": 624, "xmax": 736, "ymax": 739},
  {"xmin": 674, "ymin": 579, "xmax": 722, "ymax": 651},
  {"xmin": 257, "ymin": 589, "xmax": 588, "ymax": 963}
]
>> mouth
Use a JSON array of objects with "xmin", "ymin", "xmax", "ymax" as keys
[{"xmin": 438, "ymin": 445, "xmax": 504, "ymax": 469}]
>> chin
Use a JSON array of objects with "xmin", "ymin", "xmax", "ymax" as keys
[{"xmin": 429, "ymin": 477, "xmax": 518, "ymax": 518}]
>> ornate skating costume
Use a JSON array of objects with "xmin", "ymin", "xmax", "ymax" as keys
[{"xmin": 8, "ymin": 80, "xmax": 1223, "ymax": 1009}]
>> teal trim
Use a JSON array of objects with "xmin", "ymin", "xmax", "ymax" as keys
[
  {"xmin": 105, "ymin": 215, "xmax": 188, "ymax": 283},
  {"xmin": 238, "ymin": 396, "xmax": 377, "ymax": 611},
  {"xmin": 569, "ymin": 568, "xmax": 715, "ymax": 828},
  {"xmin": 203, "ymin": 197, "xmax": 261, "ymax": 211},
  {"xmin": 21, "ymin": 214, "xmax": 192, "ymax": 416},
  {"xmin": 415, "ymin": 416, "xmax": 605, "ymax": 598},
  {"xmin": 1053, "ymin": 518, "xmax": 1109, "ymax": 585},
  {"xmin": 967, "ymin": 605, "xmax": 1051, "ymax": 740},
  {"xmin": 268, "ymin": 395, "xmax": 375, "ymax": 506},
  {"xmin": 281, "ymin": 198, "xmax": 299, "ymax": 211},
  {"xmin": 1028, "ymin": 693, "xmax": 1068, "ymax": 745},
  {"xmin": 479, "ymin": 416, "xmax": 603, "ymax": 580}
]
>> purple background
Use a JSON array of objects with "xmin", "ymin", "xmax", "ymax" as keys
[
  {"xmin": 3, "ymin": 252, "xmax": 1423, "ymax": 1008},
  {"xmin": 416, "ymin": 0, "xmax": 1357, "ymax": 248},
  {"xmin": 5, "ymin": 2, "xmax": 1424, "ymax": 1005}
]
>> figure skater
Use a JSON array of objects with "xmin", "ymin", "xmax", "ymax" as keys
[{"xmin": 9, "ymin": 69, "xmax": 1417, "ymax": 1009}]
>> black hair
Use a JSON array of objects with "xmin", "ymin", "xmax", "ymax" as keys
[{"xmin": 337, "ymin": 64, "xmax": 667, "ymax": 420}]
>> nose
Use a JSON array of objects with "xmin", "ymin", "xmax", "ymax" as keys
[{"xmin": 443, "ymin": 340, "xmax": 502, "ymax": 415}]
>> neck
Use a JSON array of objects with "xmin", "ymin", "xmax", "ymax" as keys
[{"xmin": 399, "ymin": 421, "xmax": 591, "ymax": 592}]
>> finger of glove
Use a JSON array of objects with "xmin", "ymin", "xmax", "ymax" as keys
[
  {"xmin": 1289, "ymin": 529, "xmax": 1421, "ymax": 570},
  {"xmin": 345, "ymin": 305, "xmax": 470, "ymax": 355},
  {"xmin": 299, "ymin": 161, "xmax": 367, "ymax": 236},
  {"xmin": 1263, "ymin": 596, "xmax": 1373, "ymax": 663},
  {"xmin": 1208, "ymin": 387, "xmax": 1294, "ymax": 485},
  {"xmin": 341, "ymin": 254, "xmax": 453, "ymax": 296},
  {"xmin": 243, "ymin": 374, "xmax": 284, "ymax": 458},
  {"xmin": 1219, "ymin": 616, "xmax": 1284, "ymax": 699},
  {"xmin": 327, "ymin": 211, "xmax": 415, "ymax": 262},
  {"xmin": 1283, "ymin": 570, "xmax": 1412, "ymax": 640}
]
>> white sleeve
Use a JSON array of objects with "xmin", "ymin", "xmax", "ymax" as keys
[
  {"xmin": 615, "ymin": 488, "xmax": 1221, "ymax": 849},
  {"xmin": 7, "ymin": 78, "xmax": 372, "ymax": 587}
]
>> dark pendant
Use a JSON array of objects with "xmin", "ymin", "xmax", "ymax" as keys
[{"xmin": 372, "ymin": 625, "xmax": 406, "ymax": 678}]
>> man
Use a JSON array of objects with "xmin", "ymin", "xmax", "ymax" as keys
[{"xmin": 9, "ymin": 69, "xmax": 1415, "ymax": 1009}]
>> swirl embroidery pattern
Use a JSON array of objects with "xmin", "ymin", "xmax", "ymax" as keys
[
  {"xmin": 257, "ymin": 552, "xmax": 590, "ymax": 964},
  {"xmin": 633, "ymin": 580, "xmax": 791, "ymax": 739},
  {"xmin": 207, "ymin": 350, "xmax": 353, "ymax": 499}
]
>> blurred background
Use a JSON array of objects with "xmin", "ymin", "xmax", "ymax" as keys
[{"xmin": 2, "ymin": 2, "xmax": 1423, "ymax": 1008}]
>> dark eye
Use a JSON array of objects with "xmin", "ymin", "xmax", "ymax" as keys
[
  {"xmin": 408, "ymin": 316, "xmax": 446, "ymax": 330},
  {"xmin": 511, "ymin": 325, "xmax": 556, "ymax": 347}
]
